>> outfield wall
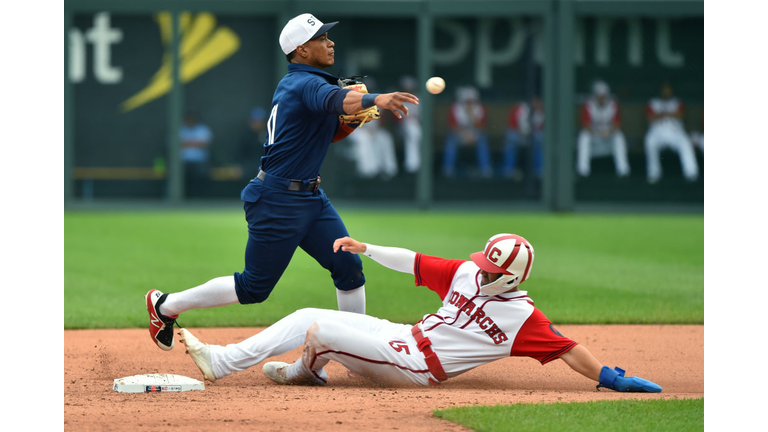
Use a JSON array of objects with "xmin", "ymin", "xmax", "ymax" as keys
[{"xmin": 64, "ymin": 0, "xmax": 704, "ymax": 210}]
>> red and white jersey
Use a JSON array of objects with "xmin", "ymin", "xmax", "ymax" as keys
[
  {"xmin": 449, "ymin": 101, "xmax": 487, "ymax": 129},
  {"xmin": 413, "ymin": 254, "xmax": 577, "ymax": 378},
  {"xmin": 507, "ymin": 102, "xmax": 544, "ymax": 135},
  {"xmin": 581, "ymin": 97, "xmax": 620, "ymax": 132},
  {"xmin": 647, "ymin": 97, "xmax": 684, "ymax": 129}
]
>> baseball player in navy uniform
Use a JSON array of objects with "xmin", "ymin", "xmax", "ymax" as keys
[
  {"xmin": 176, "ymin": 233, "xmax": 661, "ymax": 393},
  {"xmin": 145, "ymin": 13, "xmax": 419, "ymax": 351}
]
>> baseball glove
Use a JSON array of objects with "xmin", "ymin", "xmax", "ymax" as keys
[{"xmin": 338, "ymin": 76, "xmax": 380, "ymax": 127}]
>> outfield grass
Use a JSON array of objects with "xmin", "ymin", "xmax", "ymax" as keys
[
  {"xmin": 432, "ymin": 398, "xmax": 704, "ymax": 432},
  {"xmin": 64, "ymin": 210, "xmax": 703, "ymax": 329}
]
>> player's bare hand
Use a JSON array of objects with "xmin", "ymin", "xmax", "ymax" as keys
[
  {"xmin": 333, "ymin": 236, "xmax": 367, "ymax": 254},
  {"xmin": 376, "ymin": 92, "xmax": 419, "ymax": 119}
]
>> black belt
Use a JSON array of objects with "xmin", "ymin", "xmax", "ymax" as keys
[{"xmin": 256, "ymin": 169, "xmax": 321, "ymax": 193}]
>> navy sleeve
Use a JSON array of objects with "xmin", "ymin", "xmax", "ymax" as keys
[
  {"xmin": 324, "ymin": 88, "xmax": 351, "ymax": 114},
  {"xmin": 302, "ymin": 77, "xmax": 348, "ymax": 114}
]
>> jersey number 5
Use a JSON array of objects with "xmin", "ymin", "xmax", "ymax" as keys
[
  {"xmin": 389, "ymin": 341, "xmax": 411, "ymax": 355},
  {"xmin": 266, "ymin": 104, "xmax": 278, "ymax": 145}
]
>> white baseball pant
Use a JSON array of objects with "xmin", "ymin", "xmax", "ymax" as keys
[
  {"xmin": 577, "ymin": 130, "xmax": 630, "ymax": 177},
  {"xmin": 208, "ymin": 308, "xmax": 436, "ymax": 386},
  {"xmin": 644, "ymin": 123, "xmax": 699, "ymax": 182},
  {"xmin": 401, "ymin": 122, "xmax": 422, "ymax": 173}
]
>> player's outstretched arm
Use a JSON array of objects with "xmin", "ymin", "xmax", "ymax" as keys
[
  {"xmin": 343, "ymin": 91, "xmax": 419, "ymax": 119},
  {"xmin": 560, "ymin": 344, "xmax": 662, "ymax": 393},
  {"xmin": 334, "ymin": 236, "xmax": 417, "ymax": 275}
]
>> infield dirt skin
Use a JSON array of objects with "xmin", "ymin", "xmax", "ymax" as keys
[{"xmin": 64, "ymin": 325, "xmax": 703, "ymax": 431}]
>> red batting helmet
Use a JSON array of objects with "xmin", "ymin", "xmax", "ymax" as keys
[{"xmin": 470, "ymin": 233, "xmax": 534, "ymax": 295}]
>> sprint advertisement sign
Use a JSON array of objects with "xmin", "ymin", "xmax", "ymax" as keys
[{"xmin": 70, "ymin": 13, "xmax": 275, "ymax": 182}]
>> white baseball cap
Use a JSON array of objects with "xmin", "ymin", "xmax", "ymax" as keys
[{"xmin": 279, "ymin": 13, "xmax": 338, "ymax": 55}]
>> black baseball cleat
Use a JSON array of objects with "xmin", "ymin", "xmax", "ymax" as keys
[{"xmin": 145, "ymin": 289, "xmax": 178, "ymax": 350}]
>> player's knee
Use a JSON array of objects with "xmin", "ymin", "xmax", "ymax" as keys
[
  {"xmin": 305, "ymin": 319, "xmax": 340, "ymax": 348},
  {"xmin": 233, "ymin": 271, "xmax": 275, "ymax": 304},
  {"xmin": 330, "ymin": 256, "xmax": 365, "ymax": 291}
]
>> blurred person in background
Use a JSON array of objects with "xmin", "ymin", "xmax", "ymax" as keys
[
  {"xmin": 396, "ymin": 75, "xmax": 422, "ymax": 174},
  {"xmin": 576, "ymin": 81, "xmax": 630, "ymax": 178},
  {"xmin": 236, "ymin": 107, "xmax": 268, "ymax": 180},
  {"xmin": 346, "ymin": 79, "xmax": 398, "ymax": 180},
  {"xmin": 442, "ymin": 86, "xmax": 493, "ymax": 179},
  {"xmin": 347, "ymin": 111, "xmax": 398, "ymax": 180},
  {"xmin": 502, "ymin": 95, "xmax": 544, "ymax": 181},
  {"xmin": 179, "ymin": 110, "xmax": 213, "ymax": 197},
  {"xmin": 644, "ymin": 82, "xmax": 699, "ymax": 184}
]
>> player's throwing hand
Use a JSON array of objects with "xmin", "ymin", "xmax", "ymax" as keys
[
  {"xmin": 333, "ymin": 236, "xmax": 366, "ymax": 254},
  {"xmin": 376, "ymin": 92, "xmax": 419, "ymax": 119}
]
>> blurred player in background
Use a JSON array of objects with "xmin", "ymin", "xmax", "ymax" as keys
[
  {"xmin": 644, "ymin": 82, "xmax": 699, "ymax": 184},
  {"xmin": 346, "ymin": 79, "xmax": 398, "ymax": 180},
  {"xmin": 145, "ymin": 13, "xmax": 418, "ymax": 352},
  {"xmin": 502, "ymin": 95, "xmax": 544, "ymax": 180},
  {"xmin": 179, "ymin": 110, "xmax": 213, "ymax": 197},
  {"xmin": 576, "ymin": 81, "xmax": 630, "ymax": 178},
  {"xmin": 397, "ymin": 75, "xmax": 423, "ymax": 174},
  {"xmin": 178, "ymin": 233, "xmax": 662, "ymax": 394},
  {"xmin": 442, "ymin": 86, "xmax": 493, "ymax": 179}
]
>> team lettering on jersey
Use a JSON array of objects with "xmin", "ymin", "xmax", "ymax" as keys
[{"xmin": 448, "ymin": 292, "xmax": 508, "ymax": 344}]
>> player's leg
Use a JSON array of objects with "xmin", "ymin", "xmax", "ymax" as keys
[
  {"xmin": 442, "ymin": 132, "xmax": 459, "ymax": 177},
  {"xmin": 352, "ymin": 130, "xmax": 378, "ymax": 178},
  {"xmin": 644, "ymin": 127, "xmax": 663, "ymax": 183},
  {"xmin": 199, "ymin": 308, "xmax": 352, "ymax": 380},
  {"xmin": 502, "ymin": 129, "xmax": 520, "ymax": 178},
  {"xmin": 234, "ymin": 191, "xmax": 320, "ymax": 305},
  {"xmin": 403, "ymin": 123, "xmax": 422, "ymax": 173},
  {"xmin": 299, "ymin": 192, "xmax": 366, "ymax": 314},
  {"xmin": 674, "ymin": 129, "xmax": 700, "ymax": 181},
  {"xmin": 475, "ymin": 132, "xmax": 493, "ymax": 178},
  {"xmin": 611, "ymin": 131, "xmax": 631, "ymax": 177},
  {"xmin": 279, "ymin": 317, "xmax": 431, "ymax": 386},
  {"xmin": 533, "ymin": 131, "xmax": 544, "ymax": 178},
  {"xmin": 377, "ymin": 129, "xmax": 398, "ymax": 178},
  {"xmin": 576, "ymin": 129, "xmax": 593, "ymax": 176},
  {"xmin": 159, "ymin": 276, "xmax": 239, "ymax": 317}
]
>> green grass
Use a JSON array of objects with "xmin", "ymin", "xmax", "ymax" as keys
[
  {"xmin": 64, "ymin": 210, "xmax": 703, "ymax": 329},
  {"xmin": 433, "ymin": 398, "xmax": 704, "ymax": 432}
]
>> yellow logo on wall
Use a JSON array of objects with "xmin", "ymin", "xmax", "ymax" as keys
[{"xmin": 121, "ymin": 12, "xmax": 240, "ymax": 112}]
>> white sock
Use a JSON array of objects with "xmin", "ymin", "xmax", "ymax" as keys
[
  {"xmin": 285, "ymin": 357, "xmax": 327, "ymax": 383},
  {"xmin": 160, "ymin": 276, "xmax": 239, "ymax": 316},
  {"xmin": 336, "ymin": 285, "xmax": 365, "ymax": 314}
]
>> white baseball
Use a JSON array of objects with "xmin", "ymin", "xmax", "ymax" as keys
[{"xmin": 426, "ymin": 77, "xmax": 445, "ymax": 95}]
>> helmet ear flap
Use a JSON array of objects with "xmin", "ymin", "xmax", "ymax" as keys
[{"xmin": 480, "ymin": 273, "xmax": 521, "ymax": 296}]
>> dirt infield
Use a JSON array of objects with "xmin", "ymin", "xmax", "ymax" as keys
[{"xmin": 64, "ymin": 325, "xmax": 703, "ymax": 431}]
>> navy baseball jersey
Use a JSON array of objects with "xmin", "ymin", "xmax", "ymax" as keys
[{"xmin": 259, "ymin": 63, "xmax": 350, "ymax": 181}]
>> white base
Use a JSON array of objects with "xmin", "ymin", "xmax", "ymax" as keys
[{"xmin": 113, "ymin": 373, "xmax": 205, "ymax": 393}]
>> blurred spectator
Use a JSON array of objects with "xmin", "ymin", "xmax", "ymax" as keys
[
  {"xmin": 179, "ymin": 110, "xmax": 212, "ymax": 197},
  {"xmin": 644, "ymin": 82, "xmax": 699, "ymax": 183},
  {"xmin": 396, "ymin": 75, "xmax": 422, "ymax": 174},
  {"xmin": 237, "ymin": 107, "xmax": 268, "ymax": 179},
  {"xmin": 347, "ymin": 112, "xmax": 398, "ymax": 180},
  {"xmin": 576, "ymin": 81, "xmax": 630, "ymax": 178},
  {"xmin": 442, "ymin": 86, "xmax": 493, "ymax": 178},
  {"xmin": 503, "ymin": 95, "xmax": 544, "ymax": 180}
]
